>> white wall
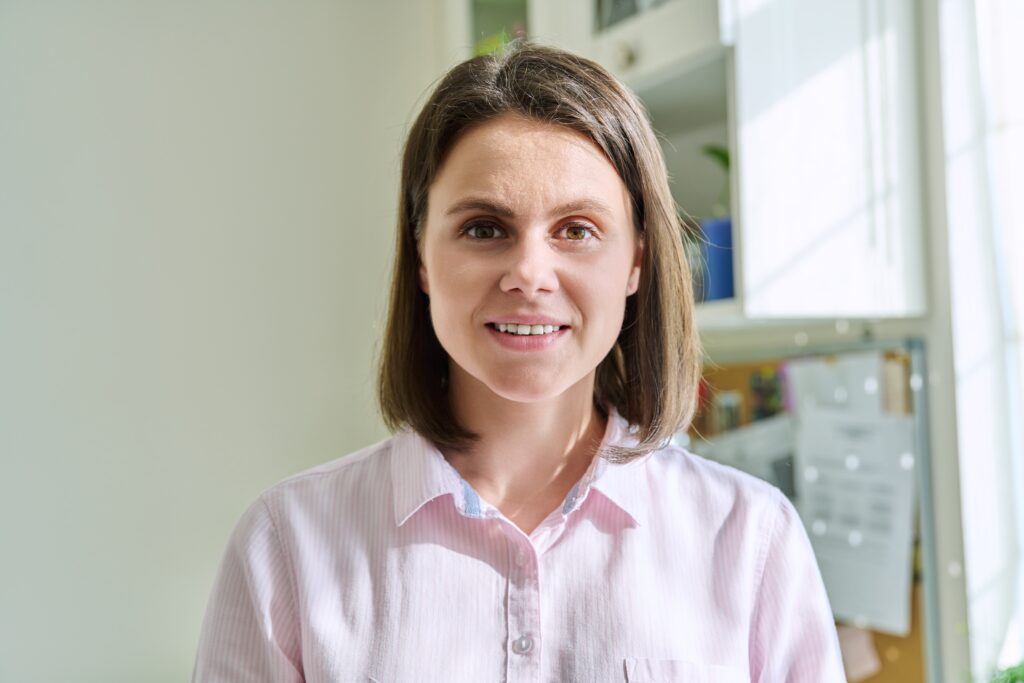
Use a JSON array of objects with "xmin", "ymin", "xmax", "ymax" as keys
[{"xmin": 0, "ymin": 2, "xmax": 445, "ymax": 680}]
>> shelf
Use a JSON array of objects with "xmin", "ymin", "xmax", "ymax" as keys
[
  {"xmin": 694, "ymin": 298, "xmax": 744, "ymax": 331},
  {"xmin": 635, "ymin": 46, "xmax": 729, "ymax": 135}
]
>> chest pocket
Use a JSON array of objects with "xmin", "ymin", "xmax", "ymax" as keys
[{"xmin": 623, "ymin": 658, "xmax": 749, "ymax": 683}]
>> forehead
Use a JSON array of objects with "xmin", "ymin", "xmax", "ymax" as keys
[
  {"xmin": 428, "ymin": 114, "xmax": 630, "ymax": 217},
  {"xmin": 447, "ymin": 114, "xmax": 603, "ymax": 166}
]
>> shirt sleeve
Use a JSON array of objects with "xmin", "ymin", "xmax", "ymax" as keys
[
  {"xmin": 748, "ymin": 491, "xmax": 847, "ymax": 683},
  {"xmin": 192, "ymin": 496, "xmax": 304, "ymax": 683}
]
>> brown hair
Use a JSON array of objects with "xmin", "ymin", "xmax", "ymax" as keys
[{"xmin": 377, "ymin": 41, "xmax": 702, "ymax": 462}]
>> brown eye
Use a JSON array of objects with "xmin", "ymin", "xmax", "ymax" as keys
[
  {"xmin": 563, "ymin": 224, "xmax": 594, "ymax": 241},
  {"xmin": 464, "ymin": 222, "xmax": 504, "ymax": 239}
]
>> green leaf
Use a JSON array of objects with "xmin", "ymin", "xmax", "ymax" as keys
[
  {"xmin": 701, "ymin": 144, "xmax": 730, "ymax": 173},
  {"xmin": 474, "ymin": 30, "xmax": 511, "ymax": 56},
  {"xmin": 992, "ymin": 662, "xmax": 1024, "ymax": 682}
]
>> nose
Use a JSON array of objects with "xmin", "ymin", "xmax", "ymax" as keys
[{"xmin": 499, "ymin": 232, "xmax": 559, "ymax": 299}]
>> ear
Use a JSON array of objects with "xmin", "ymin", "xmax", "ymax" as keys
[
  {"xmin": 419, "ymin": 263, "xmax": 430, "ymax": 295},
  {"xmin": 626, "ymin": 240, "xmax": 643, "ymax": 295}
]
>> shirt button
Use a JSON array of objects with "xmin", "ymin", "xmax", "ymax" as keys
[
  {"xmin": 515, "ymin": 549, "xmax": 528, "ymax": 566},
  {"xmin": 512, "ymin": 634, "xmax": 534, "ymax": 655}
]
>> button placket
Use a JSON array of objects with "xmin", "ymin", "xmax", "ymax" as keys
[{"xmin": 504, "ymin": 530, "xmax": 541, "ymax": 681}]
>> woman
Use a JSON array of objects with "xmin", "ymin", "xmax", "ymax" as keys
[{"xmin": 193, "ymin": 42, "xmax": 845, "ymax": 682}]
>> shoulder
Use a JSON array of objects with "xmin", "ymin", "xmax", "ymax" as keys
[
  {"xmin": 243, "ymin": 434, "xmax": 401, "ymax": 531},
  {"xmin": 644, "ymin": 442, "xmax": 787, "ymax": 516},
  {"xmin": 274, "ymin": 435, "xmax": 395, "ymax": 490},
  {"xmin": 609, "ymin": 442, "xmax": 803, "ymax": 618},
  {"xmin": 637, "ymin": 442, "xmax": 792, "ymax": 568},
  {"xmin": 646, "ymin": 445, "xmax": 818, "ymax": 590}
]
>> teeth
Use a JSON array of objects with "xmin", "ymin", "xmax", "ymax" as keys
[{"xmin": 494, "ymin": 323, "xmax": 562, "ymax": 336}]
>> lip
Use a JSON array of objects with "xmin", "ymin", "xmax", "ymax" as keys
[{"xmin": 486, "ymin": 324, "xmax": 568, "ymax": 352}]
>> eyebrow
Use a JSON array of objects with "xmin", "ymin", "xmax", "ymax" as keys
[{"xmin": 443, "ymin": 197, "xmax": 616, "ymax": 219}]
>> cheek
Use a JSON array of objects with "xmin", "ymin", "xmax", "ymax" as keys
[
  {"xmin": 420, "ymin": 242, "xmax": 463, "ymax": 297},
  {"xmin": 430, "ymin": 257, "xmax": 487, "ymax": 297},
  {"xmin": 569, "ymin": 267, "xmax": 632, "ymax": 343},
  {"xmin": 575, "ymin": 250, "xmax": 635, "ymax": 304},
  {"xmin": 424, "ymin": 258, "xmax": 490, "ymax": 329},
  {"xmin": 571, "ymin": 276, "xmax": 628, "ymax": 326}
]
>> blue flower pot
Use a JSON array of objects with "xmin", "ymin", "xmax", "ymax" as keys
[{"xmin": 700, "ymin": 217, "xmax": 734, "ymax": 301}]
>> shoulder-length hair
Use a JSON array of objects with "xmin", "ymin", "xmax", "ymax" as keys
[{"xmin": 377, "ymin": 41, "xmax": 702, "ymax": 462}]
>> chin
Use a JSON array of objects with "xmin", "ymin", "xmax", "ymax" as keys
[{"xmin": 483, "ymin": 371, "xmax": 570, "ymax": 404}]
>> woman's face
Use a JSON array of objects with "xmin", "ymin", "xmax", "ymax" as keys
[{"xmin": 419, "ymin": 114, "xmax": 641, "ymax": 405}]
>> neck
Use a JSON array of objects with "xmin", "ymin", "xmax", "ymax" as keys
[{"xmin": 444, "ymin": 367, "xmax": 607, "ymax": 527}]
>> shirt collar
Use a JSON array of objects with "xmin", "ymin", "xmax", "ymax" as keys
[
  {"xmin": 390, "ymin": 407, "xmax": 652, "ymax": 528},
  {"xmin": 568, "ymin": 408, "xmax": 651, "ymax": 527}
]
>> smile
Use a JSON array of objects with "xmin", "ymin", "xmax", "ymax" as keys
[{"xmin": 490, "ymin": 323, "xmax": 565, "ymax": 336}]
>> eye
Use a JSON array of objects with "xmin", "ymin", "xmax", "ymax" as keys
[
  {"xmin": 462, "ymin": 221, "xmax": 505, "ymax": 240},
  {"xmin": 561, "ymin": 223, "xmax": 596, "ymax": 241}
]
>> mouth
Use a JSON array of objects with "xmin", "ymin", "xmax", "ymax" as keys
[
  {"xmin": 487, "ymin": 322, "xmax": 567, "ymax": 337},
  {"xmin": 485, "ymin": 322, "xmax": 570, "ymax": 351}
]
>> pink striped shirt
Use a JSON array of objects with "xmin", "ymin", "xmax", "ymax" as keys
[{"xmin": 193, "ymin": 411, "xmax": 845, "ymax": 682}]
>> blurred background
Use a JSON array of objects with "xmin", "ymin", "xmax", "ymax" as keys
[{"xmin": 0, "ymin": 1, "xmax": 1021, "ymax": 681}]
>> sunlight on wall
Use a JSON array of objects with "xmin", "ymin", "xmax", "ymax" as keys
[{"xmin": 734, "ymin": 0, "xmax": 922, "ymax": 318}]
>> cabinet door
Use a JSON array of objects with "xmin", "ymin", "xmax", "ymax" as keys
[
  {"xmin": 730, "ymin": 0, "xmax": 925, "ymax": 318},
  {"xmin": 529, "ymin": 0, "xmax": 720, "ymax": 89},
  {"xmin": 526, "ymin": 0, "xmax": 593, "ymax": 57},
  {"xmin": 592, "ymin": 0, "xmax": 721, "ymax": 87}
]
